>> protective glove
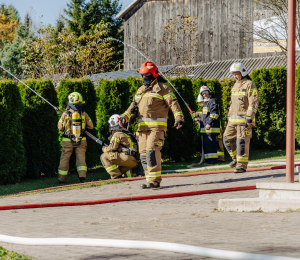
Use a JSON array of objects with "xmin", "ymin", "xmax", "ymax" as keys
[
  {"xmin": 205, "ymin": 124, "xmax": 211, "ymax": 130},
  {"xmin": 244, "ymin": 119, "xmax": 252, "ymax": 128},
  {"xmin": 119, "ymin": 116, "xmax": 125, "ymax": 126},
  {"xmin": 191, "ymin": 112, "xmax": 196, "ymax": 119},
  {"xmin": 174, "ymin": 121, "xmax": 184, "ymax": 129},
  {"xmin": 102, "ymin": 147, "xmax": 107, "ymax": 153}
]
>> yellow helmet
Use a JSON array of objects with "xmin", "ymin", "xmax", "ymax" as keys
[{"xmin": 68, "ymin": 92, "xmax": 85, "ymax": 104}]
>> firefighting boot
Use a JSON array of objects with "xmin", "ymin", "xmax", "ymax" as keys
[
  {"xmin": 229, "ymin": 160, "xmax": 237, "ymax": 168},
  {"xmin": 79, "ymin": 177, "xmax": 86, "ymax": 183},
  {"xmin": 234, "ymin": 168, "xmax": 246, "ymax": 173},
  {"xmin": 141, "ymin": 182, "xmax": 160, "ymax": 189}
]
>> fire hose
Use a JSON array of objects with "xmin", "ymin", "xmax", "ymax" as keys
[
  {"xmin": 0, "ymin": 65, "xmax": 107, "ymax": 146},
  {"xmin": 2, "ymin": 163, "xmax": 297, "ymax": 198},
  {"xmin": 1, "ymin": 164, "xmax": 299, "ymax": 210},
  {"xmin": 0, "ymin": 234, "xmax": 297, "ymax": 260}
]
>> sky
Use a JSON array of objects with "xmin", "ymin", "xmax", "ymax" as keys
[{"xmin": 1, "ymin": 0, "xmax": 131, "ymax": 26}]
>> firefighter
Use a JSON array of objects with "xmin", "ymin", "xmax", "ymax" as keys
[
  {"xmin": 223, "ymin": 62, "xmax": 259, "ymax": 173},
  {"xmin": 57, "ymin": 92, "xmax": 94, "ymax": 183},
  {"xmin": 119, "ymin": 61, "xmax": 184, "ymax": 188},
  {"xmin": 100, "ymin": 114, "xmax": 138, "ymax": 179},
  {"xmin": 193, "ymin": 86, "xmax": 222, "ymax": 164}
]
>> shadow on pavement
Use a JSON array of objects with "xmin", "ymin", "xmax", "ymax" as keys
[{"xmin": 202, "ymin": 173, "xmax": 286, "ymax": 185}]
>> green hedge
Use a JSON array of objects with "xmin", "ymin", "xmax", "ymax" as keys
[
  {"xmin": 163, "ymin": 77, "xmax": 198, "ymax": 161},
  {"xmin": 251, "ymin": 66, "xmax": 287, "ymax": 149},
  {"xmin": 0, "ymin": 80, "xmax": 26, "ymax": 184},
  {"xmin": 220, "ymin": 78, "xmax": 236, "ymax": 127},
  {"xmin": 96, "ymin": 78, "xmax": 131, "ymax": 144},
  {"xmin": 58, "ymin": 78, "xmax": 98, "ymax": 168},
  {"xmin": 18, "ymin": 79, "xmax": 60, "ymax": 178}
]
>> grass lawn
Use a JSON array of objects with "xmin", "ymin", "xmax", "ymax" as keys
[
  {"xmin": 0, "ymin": 148, "xmax": 298, "ymax": 197},
  {"xmin": 0, "ymin": 246, "xmax": 33, "ymax": 260}
]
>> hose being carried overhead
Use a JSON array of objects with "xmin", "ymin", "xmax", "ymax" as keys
[
  {"xmin": 0, "ymin": 234, "xmax": 298, "ymax": 260},
  {"xmin": 0, "ymin": 65, "xmax": 107, "ymax": 146}
]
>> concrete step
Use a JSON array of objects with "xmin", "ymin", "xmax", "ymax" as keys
[{"xmin": 219, "ymin": 198, "xmax": 300, "ymax": 212}]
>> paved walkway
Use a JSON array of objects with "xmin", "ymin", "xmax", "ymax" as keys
[{"xmin": 0, "ymin": 169, "xmax": 300, "ymax": 260}]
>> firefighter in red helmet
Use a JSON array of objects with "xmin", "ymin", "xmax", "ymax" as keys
[{"xmin": 120, "ymin": 61, "xmax": 184, "ymax": 188}]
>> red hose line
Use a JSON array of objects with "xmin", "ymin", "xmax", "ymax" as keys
[
  {"xmin": 2, "ymin": 164, "xmax": 299, "ymax": 198},
  {"xmin": 0, "ymin": 185, "xmax": 256, "ymax": 211}
]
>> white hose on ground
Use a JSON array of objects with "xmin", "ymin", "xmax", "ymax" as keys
[{"xmin": 0, "ymin": 235, "xmax": 298, "ymax": 260}]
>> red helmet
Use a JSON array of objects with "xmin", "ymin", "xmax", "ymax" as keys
[{"xmin": 138, "ymin": 61, "xmax": 159, "ymax": 78}]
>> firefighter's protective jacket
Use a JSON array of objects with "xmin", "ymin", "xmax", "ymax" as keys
[
  {"xmin": 121, "ymin": 79, "xmax": 184, "ymax": 131},
  {"xmin": 58, "ymin": 109, "xmax": 94, "ymax": 141},
  {"xmin": 228, "ymin": 78, "xmax": 259, "ymax": 126},
  {"xmin": 196, "ymin": 97, "xmax": 220, "ymax": 134},
  {"xmin": 102, "ymin": 129, "xmax": 137, "ymax": 153}
]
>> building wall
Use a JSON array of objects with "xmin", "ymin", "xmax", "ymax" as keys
[{"xmin": 123, "ymin": 0, "xmax": 259, "ymax": 70}]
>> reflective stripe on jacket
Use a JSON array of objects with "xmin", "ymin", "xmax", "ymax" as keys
[
  {"xmin": 102, "ymin": 128, "xmax": 137, "ymax": 154},
  {"xmin": 121, "ymin": 79, "xmax": 184, "ymax": 131},
  {"xmin": 199, "ymin": 97, "xmax": 221, "ymax": 134},
  {"xmin": 228, "ymin": 78, "xmax": 259, "ymax": 126}
]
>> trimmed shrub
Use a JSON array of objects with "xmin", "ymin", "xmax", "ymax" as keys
[
  {"xmin": 18, "ymin": 79, "xmax": 60, "ymax": 178},
  {"xmin": 0, "ymin": 80, "xmax": 26, "ymax": 184},
  {"xmin": 163, "ymin": 77, "xmax": 198, "ymax": 161},
  {"xmin": 58, "ymin": 78, "xmax": 98, "ymax": 168},
  {"xmin": 127, "ymin": 76, "xmax": 143, "ymax": 102},
  {"xmin": 251, "ymin": 66, "xmax": 287, "ymax": 148},
  {"xmin": 96, "ymin": 78, "xmax": 131, "ymax": 144},
  {"xmin": 220, "ymin": 78, "xmax": 236, "ymax": 127}
]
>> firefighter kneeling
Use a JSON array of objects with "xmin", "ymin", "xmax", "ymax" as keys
[
  {"xmin": 101, "ymin": 114, "xmax": 138, "ymax": 179},
  {"xmin": 223, "ymin": 62, "xmax": 259, "ymax": 173},
  {"xmin": 57, "ymin": 92, "xmax": 94, "ymax": 183}
]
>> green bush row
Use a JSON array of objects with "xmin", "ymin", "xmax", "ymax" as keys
[{"xmin": 1, "ymin": 65, "xmax": 297, "ymax": 183}]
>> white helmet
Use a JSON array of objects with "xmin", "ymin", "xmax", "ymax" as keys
[
  {"xmin": 230, "ymin": 62, "xmax": 248, "ymax": 77},
  {"xmin": 200, "ymin": 86, "xmax": 212, "ymax": 96},
  {"xmin": 108, "ymin": 114, "xmax": 121, "ymax": 130},
  {"xmin": 197, "ymin": 94, "xmax": 205, "ymax": 103}
]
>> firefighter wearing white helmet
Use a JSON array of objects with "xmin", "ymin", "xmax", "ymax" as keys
[
  {"xmin": 57, "ymin": 92, "xmax": 94, "ymax": 183},
  {"xmin": 192, "ymin": 86, "xmax": 224, "ymax": 164},
  {"xmin": 100, "ymin": 114, "xmax": 138, "ymax": 179},
  {"xmin": 223, "ymin": 63, "xmax": 259, "ymax": 173}
]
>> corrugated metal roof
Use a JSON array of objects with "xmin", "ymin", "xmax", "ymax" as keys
[
  {"xmin": 165, "ymin": 55, "xmax": 300, "ymax": 80},
  {"xmin": 116, "ymin": 0, "xmax": 141, "ymax": 19},
  {"xmin": 88, "ymin": 65, "xmax": 177, "ymax": 88}
]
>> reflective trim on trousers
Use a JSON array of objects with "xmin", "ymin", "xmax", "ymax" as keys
[
  {"xmin": 217, "ymin": 151, "xmax": 225, "ymax": 156},
  {"xmin": 58, "ymin": 169, "xmax": 68, "ymax": 175},
  {"xmin": 148, "ymin": 171, "xmax": 161, "ymax": 177},
  {"xmin": 77, "ymin": 166, "xmax": 87, "ymax": 171},
  {"xmin": 237, "ymin": 156, "xmax": 249, "ymax": 162},
  {"xmin": 126, "ymin": 170, "xmax": 132, "ymax": 178},
  {"xmin": 229, "ymin": 150, "xmax": 237, "ymax": 157},
  {"xmin": 205, "ymin": 153, "xmax": 218, "ymax": 159},
  {"xmin": 106, "ymin": 165, "xmax": 118, "ymax": 172}
]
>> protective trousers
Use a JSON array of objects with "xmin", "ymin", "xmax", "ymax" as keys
[
  {"xmin": 202, "ymin": 133, "xmax": 219, "ymax": 164},
  {"xmin": 217, "ymin": 129, "xmax": 225, "ymax": 161},
  {"xmin": 100, "ymin": 152, "xmax": 137, "ymax": 179},
  {"xmin": 138, "ymin": 129, "xmax": 164, "ymax": 184},
  {"xmin": 223, "ymin": 123, "xmax": 252, "ymax": 169},
  {"xmin": 58, "ymin": 140, "xmax": 87, "ymax": 182}
]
